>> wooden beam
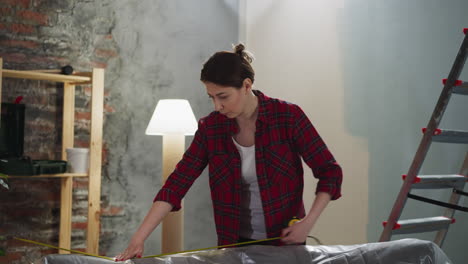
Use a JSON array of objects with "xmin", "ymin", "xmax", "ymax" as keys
[
  {"xmin": 59, "ymin": 177, "xmax": 73, "ymax": 254},
  {"xmin": 2, "ymin": 69, "xmax": 90, "ymax": 83},
  {"xmin": 86, "ymin": 68, "xmax": 104, "ymax": 254},
  {"xmin": 62, "ymin": 82, "xmax": 75, "ymax": 158},
  {"xmin": 58, "ymin": 82, "xmax": 76, "ymax": 254}
]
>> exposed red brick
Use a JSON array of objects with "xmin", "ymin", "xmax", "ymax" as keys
[
  {"xmin": 7, "ymin": 238, "xmax": 31, "ymax": 247},
  {"xmin": 0, "ymin": 0, "xmax": 29, "ymax": 8},
  {"xmin": 0, "ymin": 7, "xmax": 12, "ymax": 16},
  {"xmin": 0, "ymin": 2, "xmax": 114, "ymax": 259},
  {"xmin": 74, "ymin": 139, "xmax": 90, "ymax": 148},
  {"xmin": 37, "ymin": 190, "xmax": 60, "ymax": 202},
  {"xmin": 0, "ymin": 39, "xmax": 40, "ymax": 49},
  {"xmin": 73, "ymin": 178, "xmax": 89, "ymax": 189},
  {"xmin": 94, "ymin": 49, "xmax": 117, "ymax": 58},
  {"xmin": 10, "ymin": 23, "xmax": 35, "ymax": 34},
  {"xmin": 82, "ymin": 86, "xmax": 110, "ymax": 97},
  {"xmin": 83, "ymin": 86, "xmax": 92, "ymax": 96},
  {"xmin": 10, "ymin": 179, "xmax": 59, "ymax": 191},
  {"xmin": 29, "ymin": 123, "xmax": 55, "ymax": 133},
  {"xmin": 17, "ymin": 10, "xmax": 48, "ymax": 25},
  {"xmin": 75, "ymin": 111, "xmax": 91, "ymax": 121},
  {"xmin": 30, "ymin": 55, "xmax": 68, "ymax": 64},
  {"xmin": 104, "ymin": 103, "xmax": 115, "ymax": 113},
  {"xmin": 8, "ymin": 208, "xmax": 45, "ymax": 218},
  {"xmin": 101, "ymin": 205, "xmax": 123, "ymax": 216},
  {"xmin": 0, "ymin": 252, "xmax": 22, "ymax": 261},
  {"xmin": 30, "ymin": 56, "xmax": 55, "ymax": 65},
  {"xmin": 91, "ymin": 61, "xmax": 107, "ymax": 69},
  {"xmin": 41, "ymin": 248, "xmax": 58, "ymax": 255},
  {"xmin": 0, "ymin": 52, "xmax": 27, "ymax": 62},
  {"xmin": 72, "ymin": 248, "xmax": 86, "ymax": 253},
  {"xmin": 72, "ymin": 222, "xmax": 87, "ymax": 230},
  {"xmin": 56, "ymin": 57, "xmax": 70, "ymax": 64}
]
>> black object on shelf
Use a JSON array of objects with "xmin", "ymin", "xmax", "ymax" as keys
[
  {"xmin": 0, "ymin": 157, "xmax": 67, "ymax": 175},
  {"xmin": 0, "ymin": 102, "xmax": 25, "ymax": 158},
  {"xmin": 0, "ymin": 101, "xmax": 67, "ymax": 175},
  {"xmin": 61, "ymin": 65, "xmax": 74, "ymax": 75}
]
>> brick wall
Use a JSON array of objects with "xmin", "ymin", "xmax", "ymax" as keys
[{"xmin": 0, "ymin": 0, "xmax": 119, "ymax": 263}]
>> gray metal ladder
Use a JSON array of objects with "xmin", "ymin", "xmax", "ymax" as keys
[{"xmin": 379, "ymin": 28, "xmax": 468, "ymax": 246}]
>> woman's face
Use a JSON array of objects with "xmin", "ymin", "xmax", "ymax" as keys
[{"xmin": 204, "ymin": 81, "xmax": 249, "ymax": 119}]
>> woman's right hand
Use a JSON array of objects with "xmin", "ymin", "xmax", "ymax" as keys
[
  {"xmin": 114, "ymin": 201, "xmax": 174, "ymax": 261},
  {"xmin": 115, "ymin": 239, "xmax": 144, "ymax": 262}
]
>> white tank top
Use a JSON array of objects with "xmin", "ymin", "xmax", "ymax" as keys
[{"xmin": 232, "ymin": 138, "xmax": 267, "ymax": 239}]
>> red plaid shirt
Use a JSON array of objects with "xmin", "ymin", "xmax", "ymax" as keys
[{"xmin": 154, "ymin": 90, "xmax": 342, "ymax": 246}]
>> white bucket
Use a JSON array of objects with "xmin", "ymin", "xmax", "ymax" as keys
[{"xmin": 66, "ymin": 148, "xmax": 90, "ymax": 173}]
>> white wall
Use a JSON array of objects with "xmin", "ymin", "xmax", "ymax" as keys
[
  {"xmin": 242, "ymin": 1, "xmax": 468, "ymax": 262},
  {"xmin": 243, "ymin": 0, "xmax": 368, "ymax": 245}
]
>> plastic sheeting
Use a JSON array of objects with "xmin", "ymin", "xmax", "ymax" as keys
[{"xmin": 40, "ymin": 238, "xmax": 452, "ymax": 264}]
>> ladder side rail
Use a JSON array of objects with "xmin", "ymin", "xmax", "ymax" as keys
[
  {"xmin": 434, "ymin": 152, "xmax": 468, "ymax": 246},
  {"xmin": 380, "ymin": 31, "xmax": 468, "ymax": 242}
]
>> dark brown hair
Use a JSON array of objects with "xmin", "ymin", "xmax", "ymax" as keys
[{"xmin": 200, "ymin": 43, "xmax": 255, "ymax": 88}]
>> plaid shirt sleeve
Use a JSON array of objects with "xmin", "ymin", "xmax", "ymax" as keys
[
  {"xmin": 153, "ymin": 119, "xmax": 209, "ymax": 210},
  {"xmin": 291, "ymin": 105, "xmax": 343, "ymax": 200}
]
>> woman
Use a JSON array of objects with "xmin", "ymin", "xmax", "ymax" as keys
[{"xmin": 116, "ymin": 44, "xmax": 343, "ymax": 261}]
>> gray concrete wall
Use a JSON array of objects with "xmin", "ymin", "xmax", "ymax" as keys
[
  {"xmin": 101, "ymin": 0, "xmax": 239, "ymax": 255},
  {"xmin": 339, "ymin": 1, "xmax": 468, "ymax": 263}
]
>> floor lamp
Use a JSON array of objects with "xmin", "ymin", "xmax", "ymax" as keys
[{"xmin": 145, "ymin": 99, "xmax": 197, "ymax": 254}]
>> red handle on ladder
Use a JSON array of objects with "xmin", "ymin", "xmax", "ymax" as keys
[
  {"xmin": 402, "ymin": 174, "xmax": 421, "ymax": 183},
  {"xmin": 382, "ymin": 221, "xmax": 401, "ymax": 230},
  {"xmin": 442, "ymin": 78, "xmax": 463, "ymax": 86},
  {"xmin": 422, "ymin": 128, "xmax": 442, "ymax": 135}
]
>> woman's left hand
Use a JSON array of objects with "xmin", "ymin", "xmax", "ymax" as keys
[
  {"xmin": 281, "ymin": 219, "xmax": 314, "ymax": 244},
  {"xmin": 281, "ymin": 192, "xmax": 331, "ymax": 244}
]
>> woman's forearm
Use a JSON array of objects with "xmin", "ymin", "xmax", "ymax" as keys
[
  {"xmin": 130, "ymin": 201, "xmax": 174, "ymax": 243},
  {"xmin": 302, "ymin": 192, "xmax": 331, "ymax": 227}
]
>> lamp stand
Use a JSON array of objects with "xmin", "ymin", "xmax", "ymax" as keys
[{"xmin": 161, "ymin": 134, "xmax": 185, "ymax": 253}]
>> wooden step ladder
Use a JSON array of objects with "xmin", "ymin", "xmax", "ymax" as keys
[{"xmin": 379, "ymin": 28, "xmax": 468, "ymax": 246}]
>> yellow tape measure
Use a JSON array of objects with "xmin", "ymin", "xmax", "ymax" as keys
[
  {"xmin": 12, "ymin": 236, "xmax": 283, "ymax": 261},
  {"xmin": 12, "ymin": 237, "xmax": 113, "ymax": 261},
  {"xmin": 13, "ymin": 217, "xmax": 317, "ymax": 261},
  {"xmin": 142, "ymin": 236, "xmax": 283, "ymax": 259},
  {"xmin": 288, "ymin": 217, "xmax": 301, "ymax": 226}
]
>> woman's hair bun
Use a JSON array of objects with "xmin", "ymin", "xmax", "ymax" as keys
[
  {"xmin": 233, "ymin": 43, "xmax": 254, "ymax": 64},
  {"xmin": 201, "ymin": 43, "xmax": 256, "ymax": 87}
]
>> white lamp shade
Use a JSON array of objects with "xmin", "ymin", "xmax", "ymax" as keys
[{"xmin": 145, "ymin": 99, "xmax": 198, "ymax": 135}]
